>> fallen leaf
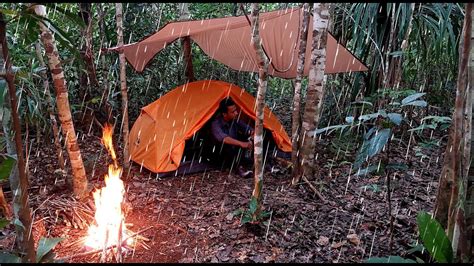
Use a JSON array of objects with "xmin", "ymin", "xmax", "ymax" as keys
[
  {"xmin": 347, "ymin": 233, "xmax": 360, "ymax": 246},
  {"xmin": 331, "ymin": 240, "xmax": 347, "ymax": 249},
  {"xmin": 316, "ymin": 236, "xmax": 329, "ymax": 246}
]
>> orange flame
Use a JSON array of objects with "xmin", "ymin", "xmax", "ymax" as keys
[
  {"xmin": 102, "ymin": 123, "xmax": 117, "ymax": 163},
  {"xmin": 85, "ymin": 124, "xmax": 132, "ymax": 249}
]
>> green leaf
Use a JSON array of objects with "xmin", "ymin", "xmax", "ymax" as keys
[
  {"xmin": 387, "ymin": 113, "xmax": 403, "ymax": 125},
  {"xmin": 241, "ymin": 214, "xmax": 253, "ymax": 225},
  {"xmin": 408, "ymin": 123, "xmax": 437, "ymax": 132},
  {"xmin": 249, "ymin": 197, "xmax": 257, "ymax": 214},
  {"xmin": 416, "ymin": 211, "xmax": 453, "ymax": 263},
  {"xmin": 367, "ymin": 128, "xmax": 391, "ymax": 157},
  {"xmin": 0, "ymin": 79, "xmax": 6, "ymax": 109},
  {"xmin": 401, "ymin": 92, "xmax": 426, "ymax": 105},
  {"xmin": 36, "ymin": 237, "xmax": 64, "ymax": 263},
  {"xmin": 402, "ymin": 100, "xmax": 427, "ymax": 107},
  {"xmin": 0, "ymin": 252, "xmax": 22, "ymax": 263},
  {"xmin": 13, "ymin": 218, "xmax": 25, "ymax": 230},
  {"xmin": 355, "ymin": 164, "xmax": 379, "ymax": 176},
  {"xmin": 358, "ymin": 112, "xmax": 381, "ymax": 122},
  {"xmin": 314, "ymin": 124, "xmax": 349, "ymax": 135},
  {"xmin": 386, "ymin": 163, "xmax": 409, "ymax": 171},
  {"xmin": 0, "ymin": 218, "xmax": 9, "ymax": 229},
  {"xmin": 366, "ymin": 256, "xmax": 416, "ymax": 263},
  {"xmin": 421, "ymin": 115, "xmax": 451, "ymax": 124},
  {"xmin": 0, "ymin": 155, "xmax": 17, "ymax": 181},
  {"xmin": 43, "ymin": 3, "xmax": 86, "ymax": 29},
  {"xmin": 232, "ymin": 208, "xmax": 244, "ymax": 216}
]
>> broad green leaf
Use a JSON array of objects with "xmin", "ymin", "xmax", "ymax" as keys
[
  {"xmin": 232, "ymin": 209, "xmax": 244, "ymax": 216},
  {"xmin": 13, "ymin": 218, "xmax": 25, "ymax": 230},
  {"xmin": 351, "ymin": 100, "xmax": 373, "ymax": 106},
  {"xmin": 358, "ymin": 112, "xmax": 381, "ymax": 122},
  {"xmin": 408, "ymin": 124, "xmax": 437, "ymax": 132},
  {"xmin": 0, "ymin": 218, "xmax": 9, "ymax": 229},
  {"xmin": 387, "ymin": 113, "xmax": 403, "ymax": 125},
  {"xmin": 416, "ymin": 211, "xmax": 453, "ymax": 263},
  {"xmin": 421, "ymin": 115, "xmax": 451, "ymax": 124},
  {"xmin": 355, "ymin": 164, "xmax": 379, "ymax": 176},
  {"xmin": 241, "ymin": 214, "xmax": 252, "ymax": 225},
  {"xmin": 401, "ymin": 93, "xmax": 426, "ymax": 105},
  {"xmin": 0, "ymin": 155, "xmax": 17, "ymax": 181},
  {"xmin": 0, "ymin": 252, "xmax": 22, "ymax": 263},
  {"xmin": 366, "ymin": 256, "xmax": 416, "ymax": 263},
  {"xmin": 386, "ymin": 163, "xmax": 409, "ymax": 171},
  {"xmin": 0, "ymin": 80, "xmax": 6, "ymax": 109},
  {"xmin": 36, "ymin": 237, "xmax": 64, "ymax": 263},
  {"xmin": 367, "ymin": 129, "xmax": 391, "ymax": 157},
  {"xmin": 249, "ymin": 197, "xmax": 257, "ymax": 214},
  {"xmin": 402, "ymin": 100, "xmax": 427, "ymax": 107},
  {"xmin": 314, "ymin": 124, "xmax": 349, "ymax": 135},
  {"xmin": 354, "ymin": 140, "xmax": 370, "ymax": 170}
]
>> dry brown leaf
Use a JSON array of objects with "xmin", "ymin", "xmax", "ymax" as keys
[
  {"xmin": 316, "ymin": 236, "xmax": 329, "ymax": 246},
  {"xmin": 331, "ymin": 240, "xmax": 347, "ymax": 249},
  {"xmin": 347, "ymin": 233, "xmax": 360, "ymax": 246}
]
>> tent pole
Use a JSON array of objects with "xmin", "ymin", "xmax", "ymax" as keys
[{"xmin": 182, "ymin": 36, "xmax": 195, "ymax": 82}]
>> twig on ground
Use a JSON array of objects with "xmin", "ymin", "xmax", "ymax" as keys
[
  {"xmin": 301, "ymin": 175, "xmax": 326, "ymax": 203},
  {"xmin": 57, "ymin": 226, "xmax": 154, "ymax": 262}
]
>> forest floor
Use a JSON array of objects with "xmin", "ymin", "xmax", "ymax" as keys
[{"xmin": 0, "ymin": 123, "xmax": 445, "ymax": 263}]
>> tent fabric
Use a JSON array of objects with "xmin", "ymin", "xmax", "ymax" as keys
[
  {"xmin": 129, "ymin": 80, "xmax": 292, "ymax": 173},
  {"xmin": 109, "ymin": 7, "xmax": 368, "ymax": 78}
]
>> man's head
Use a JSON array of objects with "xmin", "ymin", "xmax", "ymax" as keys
[{"xmin": 219, "ymin": 97, "xmax": 238, "ymax": 122}]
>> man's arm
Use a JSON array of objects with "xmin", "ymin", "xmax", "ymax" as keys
[
  {"xmin": 211, "ymin": 119, "xmax": 252, "ymax": 149},
  {"xmin": 223, "ymin": 136, "xmax": 252, "ymax": 149}
]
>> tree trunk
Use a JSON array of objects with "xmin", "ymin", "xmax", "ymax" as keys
[
  {"xmin": 78, "ymin": 3, "xmax": 98, "ymax": 89},
  {"xmin": 179, "ymin": 3, "xmax": 195, "ymax": 82},
  {"xmin": 466, "ymin": 4, "xmax": 474, "ymax": 261},
  {"xmin": 447, "ymin": 2, "xmax": 471, "ymax": 242},
  {"xmin": 35, "ymin": 5, "xmax": 89, "ymax": 198},
  {"xmin": 382, "ymin": 3, "xmax": 397, "ymax": 89},
  {"xmin": 97, "ymin": 3, "xmax": 112, "ymax": 122},
  {"xmin": 299, "ymin": 3, "xmax": 330, "ymax": 181},
  {"xmin": 451, "ymin": 3, "xmax": 472, "ymax": 260},
  {"xmin": 0, "ymin": 13, "xmax": 37, "ymax": 262},
  {"xmin": 34, "ymin": 41, "xmax": 65, "ymax": 173},
  {"xmin": 115, "ymin": 3, "xmax": 130, "ymax": 171},
  {"xmin": 291, "ymin": 3, "xmax": 311, "ymax": 185},
  {"xmin": 393, "ymin": 3, "xmax": 415, "ymax": 89},
  {"xmin": 250, "ymin": 3, "xmax": 269, "ymax": 218}
]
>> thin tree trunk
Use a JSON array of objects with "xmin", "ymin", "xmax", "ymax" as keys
[
  {"xmin": 34, "ymin": 41, "xmax": 65, "ymax": 173},
  {"xmin": 78, "ymin": 3, "xmax": 98, "ymax": 88},
  {"xmin": 291, "ymin": 3, "xmax": 311, "ymax": 185},
  {"xmin": 179, "ymin": 3, "xmax": 195, "ymax": 82},
  {"xmin": 0, "ymin": 13, "xmax": 37, "ymax": 262},
  {"xmin": 97, "ymin": 3, "xmax": 112, "ymax": 121},
  {"xmin": 382, "ymin": 3, "xmax": 397, "ymax": 89},
  {"xmin": 451, "ymin": 3, "xmax": 472, "ymax": 260},
  {"xmin": 298, "ymin": 3, "xmax": 330, "ymax": 185},
  {"xmin": 115, "ymin": 3, "xmax": 130, "ymax": 171},
  {"xmin": 393, "ymin": 3, "xmax": 415, "ymax": 89},
  {"xmin": 447, "ymin": 3, "xmax": 471, "ymax": 242},
  {"xmin": 465, "ymin": 4, "xmax": 474, "ymax": 261},
  {"xmin": 250, "ymin": 3, "xmax": 269, "ymax": 218},
  {"xmin": 35, "ymin": 4, "xmax": 89, "ymax": 198}
]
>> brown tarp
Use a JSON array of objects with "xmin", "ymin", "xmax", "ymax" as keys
[{"xmin": 108, "ymin": 7, "xmax": 368, "ymax": 78}]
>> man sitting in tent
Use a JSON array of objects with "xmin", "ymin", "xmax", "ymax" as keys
[{"xmin": 209, "ymin": 98, "xmax": 254, "ymax": 178}]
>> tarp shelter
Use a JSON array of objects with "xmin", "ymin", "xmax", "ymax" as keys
[
  {"xmin": 129, "ymin": 80, "xmax": 292, "ymax": 173},
  {"xmin": 108, "ymin": 6, "xmax": 368, "ymax": 78}
]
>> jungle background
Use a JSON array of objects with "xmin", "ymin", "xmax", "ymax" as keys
[{"xmin": 0, "ymin": 2, "xmax": 472, "ymax": 263}]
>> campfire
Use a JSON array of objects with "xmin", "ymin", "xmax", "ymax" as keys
[{"xmin": 84, "ymin": 124, "xmax": 133, "ymax": 256}]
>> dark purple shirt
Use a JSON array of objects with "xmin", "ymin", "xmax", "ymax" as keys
[{"xmin": 211, "ymin": 115, "xmax": 253, "ymax": 143}]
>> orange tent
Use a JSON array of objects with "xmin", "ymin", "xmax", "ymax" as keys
[{"xmin": 129, "ymin": 80, "xmax": 292, "ymax": 173}]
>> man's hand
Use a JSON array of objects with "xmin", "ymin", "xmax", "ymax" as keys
[{"xmin": 240, "ymin": 140, "xmax": 252, "ymax": 149}]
